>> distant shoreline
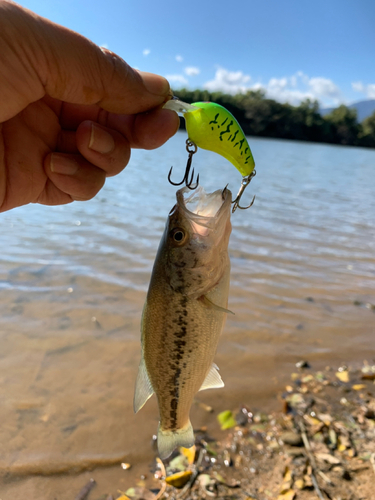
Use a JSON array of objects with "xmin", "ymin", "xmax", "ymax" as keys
[{"xmin": 174, "ymin": 89, "xmax": 375, "ymax": 149}]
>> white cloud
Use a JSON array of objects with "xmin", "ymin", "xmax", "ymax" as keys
[
  {"xmin": 204, "ymin": 67, "xmax": 252, "ymax": 94},
  {"xmin": 368, "ymin": 84, "xmax": 375, "ymax": 99},
  {"xmin": 202, "ymin": 68, "xmax": 342, "ymax": 106},
  {"xmin": 100, "ymin": 43, "xmax": 109, "ymax": 49},
  {"xmin": 165, "ymin": 74, "xmax": 188, "ymax": 86},
  {"xmin": 143, "ymin": 49, "xmax": 150, "ymax": 56},
  {"xmin": 352, "ymin": 81, "xmax": 364, "ymax": 92},
  {"xmin": 184, "ymin": 66, "xmax": 200, "ymax": 76},
  {"xmin": 308, "ymin": 77, "xmax": 340, "ymax": 99},
  {"xmin": 176, "ymin": 55, "xmax": 183, "ymax": 62},
  {"xmin": 263, "ymin": 73, "xmax": 341, "ymax": 105},
  {"xmin": 352, "ymin": 81, "xmax": 375, "ymax": 99}
]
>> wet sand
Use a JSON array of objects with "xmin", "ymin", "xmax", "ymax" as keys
[
  {"xmin": 0, "ymin": 135, "xmax": 374, "ymax": 497},
  {"xmin": 0, "ymin": 263, "xmax": 374, "ymax": 498}
]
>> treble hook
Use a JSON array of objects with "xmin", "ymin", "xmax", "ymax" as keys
[
  {"xmin": 231, "ymin": 170, "xmax": 256, "ymax": 213},
  {"xmin": 168, "ymin": 140, "xmax": 199, "ymax": 190}
]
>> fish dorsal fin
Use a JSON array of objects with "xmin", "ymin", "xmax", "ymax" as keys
[
  {"xmin": 199, "ymin": 363, "xmax": 224, "ymax": 391},
  {"xmin": 199, "ymin": 295, "xmax": 234, "ymax": 315},
  {"xmin": 134, "ymin": 356, "xmax": 154, "ymax": 413}
]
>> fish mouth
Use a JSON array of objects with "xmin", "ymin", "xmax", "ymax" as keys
[
  {"xmin": 176, "ymin": 186, "xmax": 232, "ymax": 221},
  {"xmin": 173, "ymin": 186, "xmax": 232, "ymax": 230}
]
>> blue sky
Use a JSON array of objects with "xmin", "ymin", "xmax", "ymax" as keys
[{"xmin": 18, "ymin": 0, "xmax": 375, "ymax": 107}]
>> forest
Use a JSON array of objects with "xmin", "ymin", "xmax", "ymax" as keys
[{"xmin": 174, "ymin": 88, "xmax": 375, "ymax": 148}]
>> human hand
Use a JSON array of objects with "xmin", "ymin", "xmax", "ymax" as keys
[{"xmin": 0, "ymin": 0, "xmax": 179, "ymax": 212}]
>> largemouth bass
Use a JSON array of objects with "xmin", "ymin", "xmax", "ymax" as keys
[{"xmin": 134, "ymin": 186, "xmax": 232, "ymax": 459}]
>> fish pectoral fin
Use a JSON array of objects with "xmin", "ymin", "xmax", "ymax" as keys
[
  {"xmin": 199, "ymin": 363, "xmax": 225, "ymax": 391},
  {"xmin": 199, "ymin": 295, "xmax": 234, "ymax": 315},
  {"xmin": 133, "ymin": 356, "xmax": 154, "ymax": 413}
]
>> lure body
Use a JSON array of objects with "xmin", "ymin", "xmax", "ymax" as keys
[
  {"xmin": 164, "ymin": 100, "xmax": 255, "ymax": 177},
  {"xmin": 185, "ymin": 102, "xmax": 255, "ymax": 177}
]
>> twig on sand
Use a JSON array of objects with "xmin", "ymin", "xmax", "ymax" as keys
[
  {"xmin": 176, "ymin": 448, "xmax": 206, "ymax": 499},
  {"xmin": 74, "ymin": 478, "xmax": 96, "ymax": 500},
  {"xmin": 370, "ymin": 453, "xmax": 375, "ymax": 476},
  {"xmin": 297, "ymin": 419, "xmax": 325, "ymax": 500},
  {"xmin": 153, "ymin": 458, "xmax": 167, "ymax": 500}
]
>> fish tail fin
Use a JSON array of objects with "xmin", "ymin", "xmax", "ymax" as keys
[{"xmin": 157, "ymin": 421, "xmax": 194, "ymax": 460}]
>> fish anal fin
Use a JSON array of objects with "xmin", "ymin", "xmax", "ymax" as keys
[
  {"xmin": 133, "ymin": 356, "xmax": 154, "ymax": 413},
  {"xmin": 157, "ymin": 421, "xmax": 194, "ymax": 460},
  {"xmin": 199, "ymin": 363, "xmax": 224, "ymax": 391},
  {"xmin": 199, "ymin": 295, "xmax": 234, "ymax": 315}
]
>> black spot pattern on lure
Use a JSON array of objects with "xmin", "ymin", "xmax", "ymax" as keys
[{"xmin": 219, "ymin": 120, "xmax": 233, "ymax": 141}]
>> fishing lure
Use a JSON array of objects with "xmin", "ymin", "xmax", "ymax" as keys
[{"xmin": 163, "ymin": 98, "xmax": 256, "ymax": 212}]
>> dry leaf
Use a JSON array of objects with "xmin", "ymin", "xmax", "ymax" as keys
[
  {"xmin": 277, "ymin": 489, "xmax": 296, "ymax": 500},
  {"xmin": 336, "ymin": 370, "xmax": 349, "ymax": 383},
  {"xmin": 294, "ymin": 478, "xmax": 305, "ymax": 490},
  {"xmin": 352, "ymin": 384, "xmax": 366, "ymax": 391},
  {"xmin": 180, "ymin": 445, "xmax": 196, "ymax": 464},
  {"xmin": 280, "ymin": 466, "xmax": 293, "ymax": 491},
  {"xmin": 165, "ymin": 470, "xmax": 192, "ymax": 488},
  {"xmin": 217, "ymin": 410, "xmax": 237, "ymax": 430}
]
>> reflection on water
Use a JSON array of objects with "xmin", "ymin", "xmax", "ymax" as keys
[{"xmin": 0, "ymin": 133, "xmax": 374, "ymax": 497}]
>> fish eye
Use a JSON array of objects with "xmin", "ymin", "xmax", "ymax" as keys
[{"xmin": 170, "ymin": 228, "xmax": 186, "ymax": 244}]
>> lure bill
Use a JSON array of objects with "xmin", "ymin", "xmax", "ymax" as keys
[
  {"xmin": 134, "ymin": 186, "xmax": 232, "ymax": 459},
  {"xmin": 163, "ymin": 99, "xmax": 255, "ymax": 178}
]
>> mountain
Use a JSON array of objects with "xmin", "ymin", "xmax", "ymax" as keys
[{"xmin": 321, "ymin": 100, "xmax": 375, "ymax": 122}]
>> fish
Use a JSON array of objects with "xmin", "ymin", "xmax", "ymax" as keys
[{"xmin": 134, "ymin": 185, "xmax": 233, "ymax": 459}]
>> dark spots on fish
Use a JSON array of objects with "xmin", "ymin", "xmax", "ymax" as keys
[
  {"xmin": 166, "ymin": 294, "xmax": 192, "ymax": 430},
  {"xmin": 221, "ymin": 117, "xmax": 228, "ymax": 126},
  {"xmin": 175, "ymin": 261, "xmax": 187, "ymax": 268}
]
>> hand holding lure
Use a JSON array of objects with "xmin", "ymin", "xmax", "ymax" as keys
[{"xmin": 163, "ymin": 98, "xmax": 256, "ymax": 212}]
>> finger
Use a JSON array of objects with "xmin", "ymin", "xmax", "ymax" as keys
[
  {"xmin": 107, "ymin": 108, "xmax": 180, "ymax": 150},
  {"xmin": 4, "ymin": 3, "xmax": 172, "ymax": 116},
  {"xmin": 57, "ymin": 130, "xmax": 79, "ymax": 153},
  {"xmin": 75, "ymin": 121, "xmax": 130, "ymax": 177},
  {"xmin": 131, "ymin": 109, "xmax": 180, "ymax": 150},
  {"xmin": 44, "ymin": 153, "xmax": 106, "ymax": 202}
]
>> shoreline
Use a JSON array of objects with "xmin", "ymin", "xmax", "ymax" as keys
[{"xmin": 101, "ymin": 360, "xmax": 375, "ymax": 500}]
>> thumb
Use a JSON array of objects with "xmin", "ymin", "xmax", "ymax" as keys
[{"xmin": 1, "ymin": 1, "xmax": 171, "ymax": 117}]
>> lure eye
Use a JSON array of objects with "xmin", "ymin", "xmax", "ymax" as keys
[{"xmin": 170, "ymin": 228, "xmax": 186, "ymax": 244}]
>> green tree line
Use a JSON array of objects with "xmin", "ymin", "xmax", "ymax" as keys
[{"xmin": 175, "ymin": 88, "xmax": 375, "ymax": 148}]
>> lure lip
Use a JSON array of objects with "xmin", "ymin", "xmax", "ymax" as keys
[{"xmin": 162, "ymin": 98, "xmax": 199, "ymax": 114}]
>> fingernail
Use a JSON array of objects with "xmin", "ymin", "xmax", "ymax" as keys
[
  {"xmin": 138, "ymin": 71, "xmax": 170, "ymax": 96},
  {"xmin": 89, "ymin": 123, "xmax": 115, "ymax": 154},
  {"xmin": 50, "ymin": 154, "xmax": 78, "ymax": 175}
]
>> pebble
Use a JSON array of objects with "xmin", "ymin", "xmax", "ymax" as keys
[{"xmin": 280, "ymin": 431, "xmax": 303, "ymax": 447}]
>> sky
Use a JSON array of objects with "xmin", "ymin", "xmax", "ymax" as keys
[{"xmin": 16, "ymin": 0, "xmax": 375, "ymax": 108}]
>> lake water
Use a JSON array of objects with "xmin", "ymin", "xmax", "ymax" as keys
[{"xmin": 0, "ymin": 132, "xmax": 374, "ymax": 498}]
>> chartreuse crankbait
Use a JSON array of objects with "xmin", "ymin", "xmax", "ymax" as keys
[{"xmin": 163, "ymin": 98, "xmax": 256, "ymax": 212}]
